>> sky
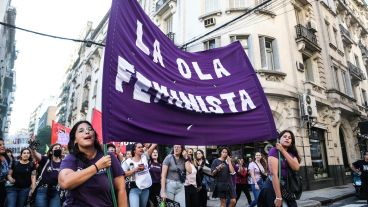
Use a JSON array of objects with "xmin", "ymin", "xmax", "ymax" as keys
[{"xmin": 9, "ymin": 0, "xmax": 111, "ymax": 134}]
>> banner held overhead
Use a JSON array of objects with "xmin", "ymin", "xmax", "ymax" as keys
[{"xmin": 102, "ymin": 0, "xmax": 277, "ymax": 145}]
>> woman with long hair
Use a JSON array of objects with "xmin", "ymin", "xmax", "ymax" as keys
[
  {"xmin": 194, "ymin": 149, "xmax": 208, "ymax": 207},
  {"xmin": 58, "ymin": 120, "xmax": 127, "ymax": 207},
  {"xmin": 248, "ymin": 152, "xmax": 267, "ymax": 207},
  {"xmin": 147, "ymin": 148, "xmax": 161, "ymax": 207},
  {"xmin": 211, "ymin": 147, "xmax": 236, "ymax": 207},
  {"xmin": 0, "ymin": 138, "xmax": 10, "ymax": 207},
  {"xmin": 6, "ymin": 148, "xmax": 36, "ymax": 207},
  {"xmin": 234, "ymin": 158, "xmax": 251, "ymax": 206},
  {"xmin": 30, "ymin": 142, "xmax": 63, "ymax": 207},
  {"xmin": 161, "ymin": 145, "xmax": 190, "ymax": 207},
  {"xmin": 121, "ymin": 143, "xmax": 156, "ymax": 207},
  {"xmin": 258, "ymin": 130, "xmax": 301, "ymax": 207}
]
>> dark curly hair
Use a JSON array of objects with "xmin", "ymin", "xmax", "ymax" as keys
[
  {"xmin": 278, "ymin": 130, "xmax": 301, "ymax": 162},
  {"xmin": 68, "ymin": 120, "xmax": 102, "ymax": 163},
  {"xmin": 131, "ymin": 143, "xmax": 143, "ymax": 157},
  {"xmin": 47, "ymin": 143, "xmax": 62, "ymax": 159}
]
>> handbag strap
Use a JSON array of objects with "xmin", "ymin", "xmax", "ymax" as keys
[
  {"xmin": 254, "ymin": 161, "xmax": 265, "ymax": 175},
  {"xmin": 35, "ymin": 159, "xmax": 50, "ymax": 187}
]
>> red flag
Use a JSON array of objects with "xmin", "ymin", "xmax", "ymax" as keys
[
  {"xmin": 92, "ymin": 108, "xmax": 103, "ymax": 143},
  {"xmin": 51, "ymin": 121, "xmax": 71, "ymax": 145}
]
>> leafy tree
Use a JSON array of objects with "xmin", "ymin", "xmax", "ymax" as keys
[{"xmin": 36, "ymin": 126, "xmax": 51, "ymax": 153}]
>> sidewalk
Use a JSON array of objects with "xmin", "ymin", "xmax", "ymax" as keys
[{"xmin": 207, "ymin": 184, "xmax": 355, "ymax": 207}]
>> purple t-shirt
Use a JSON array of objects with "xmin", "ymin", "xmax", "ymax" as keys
[
  {"xmin": 149, "ymin": 162, "xmax": 162, "ymax": 184},
  {"xmin": 38, "ymin": 156, "xmax": 61, "ymax": 186},
  {"xmin": 60, "ymin": 151, "xmax": 124, "ymax": 207},
  {"xmin": 268, "ymin": 147, "xmax": 295, "ymax": 179}
]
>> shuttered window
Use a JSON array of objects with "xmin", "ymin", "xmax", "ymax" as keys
[
  {"xmin": 205, "ymin": 0, "xmax": 220, "ymax": 13},
  {"xmin": 259, "ymin": 36, "xmax": 280, "ymax": 70}
]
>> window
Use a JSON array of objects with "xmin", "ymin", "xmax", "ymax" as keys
[
  {"xmin": 339, "ymin": 128, "xmax": 350, "ymax": 174},
  {"xmin": 165, "ymin": 15, "xmax": 173, "ymax": 34},
  {"xmin": 333, "ymin": 27, "xmax": 339, "ymax": 48},
  {"xmin": 342, "ymin": 70, "xmax": 353, "ymax": 97},
  {"xmin": 230, "ymin": 35, "xmax": 249, "ymax": 55},
  {"xmin": 362, "ymin": 89, "xmax": 368, "ymax": 106},
  {"xmin": 205, "ymin": 0, "xmax": 219, "ymax": 13},
  {"xmin": 325, "ymin": 21, "xmax": 331, "ymax": 43},
  {"xmin": 204, "ymin": 38, "xmax": 220, "ymax": 50},
  {"xmin": 229, "ymin": 0, "xmax": 246, "ymax": 8},
  {"xmin": 310, "ymin": 127, "xmax": 329, "ymax": 179},
  {"xmin": 303, "ymin": 55, "xmax": 314, "ymax": 82},
  {"xmin": 259, "ymin": 36, "xmax": 280, "ymax": 70},
  {"xmin": 332, "ymin": 67, "xmax": 340, "ymax": 90}
]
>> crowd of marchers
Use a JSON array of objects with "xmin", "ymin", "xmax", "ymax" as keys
[{"xmin": 1, "ymin": 122, "xmax": 368, "ymax": 207}]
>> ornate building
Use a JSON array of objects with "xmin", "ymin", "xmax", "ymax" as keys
[{"xmin": 56, "ymin": 0, "xmax": 368, "ymax": 189}]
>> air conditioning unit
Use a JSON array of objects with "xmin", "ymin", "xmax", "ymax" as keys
[
  {"xmin": 307, "ymin": 20, "xmax": 317, "ymax": 32},
  {"xmin": 296, "ymin": 62, "xmax": 305, "ymax": 72},
  {"xmin": 204, "ymin": 17, "xmax": 216, "ymax": 27},
  {"xmin": 302, "ymin": 94, "xmax": 318, "ymax": 117}
]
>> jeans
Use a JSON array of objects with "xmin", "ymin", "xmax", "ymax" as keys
[
  {"xmin": 6, "ymin": 186, "xmax": 30, "ymax": 207},
  {"xmin": 35, "ymin": 186, "xmax": 61, "ymax": 207},
  {"xmin": 166, "ymin": 180, "xmax": 185, "ymax": 207},
  {"xmin": 249, "ymin": 180, "xmax": 263, "ymax": 207},
  {"xmin": 129, "ymin": 188, "xmax": 149, "ymax": 207}
]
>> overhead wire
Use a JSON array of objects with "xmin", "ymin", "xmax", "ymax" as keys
[{"xmin": 0, "ymin": 21, "xmax": 105, "ymax": 47}]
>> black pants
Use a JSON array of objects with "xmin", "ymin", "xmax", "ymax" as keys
[
  {"xmin": 0, "ymin": 182, "xmax": 5, "ymax": 207},
  {"xmin": 198, "ymin": 185, "xmax": 207, "ymax": 207},
  {"xmin": 185, "ymin": 185, "xmax": 199, "ymax": 207},
  {"xmin": 147, "ymin": 183, "xmax": 161, "ymax": 207},
  {"xmin": 236, "ymin": 183, "xmax": 252, "ymax": 205}
]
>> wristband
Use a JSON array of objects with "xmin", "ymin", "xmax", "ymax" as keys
[
  {"xmin": 275, "ymin": 197, "xmax": 282, "ymax": 201},
  {"xmin": 93, "ymin": 164, "xmax": 99, "ymax": 172}
]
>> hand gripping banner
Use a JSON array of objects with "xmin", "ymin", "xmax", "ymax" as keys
[{"xmin": 102, "ymin": 0, "xmax": 277, "ymax": 145}]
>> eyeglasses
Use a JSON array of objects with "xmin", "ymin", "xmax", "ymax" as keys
[{"xmin": 77, "ymin": 127, "xmax": 94, "ymax": 133}]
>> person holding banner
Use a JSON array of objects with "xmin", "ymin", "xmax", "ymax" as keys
[
  {"xmin": 161, "ymin": 145, "xmax": 191, "ymax": 207},
  {"xmin": 258, "ymin": 130, "xmax": 301, "ymax": 207},
  {"xmin": 58, "ymin": 121, "xmax": 127, "ymax": 207},
  {"xmin": 30, "ymin": 143, "xmax": 63, "ymax": 207},
  {"xmin": 121, "ymin": 143, "xmax": 156, "ymax": 207},
  {"xmin": 211, "ymin": 147, "xmax": 236, "ymax": 207}
]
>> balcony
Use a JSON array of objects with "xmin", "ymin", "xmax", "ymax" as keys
[
  {"xmin": 166, "ymin": 32, "xmax": 175, "ymax": 43},
  {"xmin": 339, "ymin": 24, "xmax": 354, "ymax": 46},
  {"xmin": 155, "ymin": 0, "xmax": 176, "ymax": 16},
  {"xmin": 348, "ymin": 61, "xmax": 365, "ymax": 83},
  {"xmin": 295, "ymin": 24, "xmax": 321, "ymax": 53},
  {"xmin": 359, "ymin": 42, "xmax": 368, "ymax": 64}
]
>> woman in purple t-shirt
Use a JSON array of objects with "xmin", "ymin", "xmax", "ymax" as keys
[
  {"xmin": 259, "ymin": 130, "xmax": 301, "ymax": 207},
  {"xmin": 58, "ymin": 121, "xmax": 127, "ymax": 207},
  {"xmin": 30, "ymin": 143, "xmax": 63, "ymax": 207}
]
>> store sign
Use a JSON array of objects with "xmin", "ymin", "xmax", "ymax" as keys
[{"xmin": 102, "ymin": 0, "xmax": 277, "ymax": 145}]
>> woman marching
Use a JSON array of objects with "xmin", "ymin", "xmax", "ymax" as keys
[
  {"xmin": 121, "ymin": 143, "xmax": 156, "ymax": 207},
  {"xmin": 248, "ymin": 152, "xmax": 267, "ymax": 207},
  {"xmin": 147, "ymin": 148, "xmax": 161, "ymax": 207},
  {"xmin": 234, "ymin": 158, "xmax": 252, "ymax": 206},
  {"xmin": 161, "ymin": 145, "xmax": 190, "ymax": 207},
  {"xmin": 6, "ymin": 148, "xmax": 36, "ymax": 207},
  {"xmin": 258, "ymin": 130, "xmax": 301, "ymax": 207},
  {"xmin": 58, "ymin": 120, "xmax": 128, "ymax": 207},
  {"xmin": 194, "ymin": 149, "xmax": 208, "ymax": 207},
  {"xmin": 30, "ymin": 142, "xmax": 63, "ymax": 207},
  {"xmin": 211, "ymin": 147, "xmax": 236, "ymax": 207}
]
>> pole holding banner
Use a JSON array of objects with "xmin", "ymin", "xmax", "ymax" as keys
[{"xmin": 103, "ymin": 144, "xmax": 118, "ymax": 207}]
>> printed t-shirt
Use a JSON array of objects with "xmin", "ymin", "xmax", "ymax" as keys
[
  {"xmin": 248, "ymin": 162, "xmax": 264, "ymax": 184},
  {"xmin": 60, "ymin": 151, "xmax": 124, "ymax": 207},
  {"xmin": 38, "ymin": 156, "xmax": 61, "ymax": 186},
  {"xmin": 121, "ymin": 153, "xmax": 152, "ymax": 189},
  {"xmin": 149, "ymin": 162, "xmax": 162, "ymax": 184}
]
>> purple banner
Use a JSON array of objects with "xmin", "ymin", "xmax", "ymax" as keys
[{"xmin": 102, "ymin": 0, "xmax": 277, "ymax": 145}]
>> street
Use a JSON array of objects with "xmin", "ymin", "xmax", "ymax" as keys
[{"xmin": 324, "ymin": 196, "xmax": 368, "ymax": 207}]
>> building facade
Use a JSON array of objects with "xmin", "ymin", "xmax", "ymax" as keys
[
  {"xmin": 56, "ymin": 0, "xmax": 368, "ymax": 189},
  {"xmin": 28, "ymin": 96, "xmax": 57, "ymax": 135},
  {"xmin": 5, "ymin": 128, "xmax": 29, "ymax": 157},
  {"xmin": 0, "ymin": 0, "xmax": 16, "ymax": 138}
]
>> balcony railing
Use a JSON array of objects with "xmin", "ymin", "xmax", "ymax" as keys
[
  {"xmin": 156, "ymin": 0, "xmax": 167, "ymax": 11},
  {"xmin": 339, "ymin": 24, "xmax": 353, "ymax": 45},
  {"xmin": 295, "ymin": 24, "xmax": 320, "ymax": 52},
  {"xmin": 348, "ymin": 61, "xmax": 365, "ymax": 82},
  {"xmin": 166, "ymin": 32, "xmax": 175, "ymax": 43}
]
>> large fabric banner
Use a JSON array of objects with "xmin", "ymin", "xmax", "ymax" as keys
[
  {"xmin": 51, "ymin": 121, "xmax": 71, "ymax": 145},
  {"xmin": 102, "ymin": 0, "xmax": 277, "ymax": 145}
]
